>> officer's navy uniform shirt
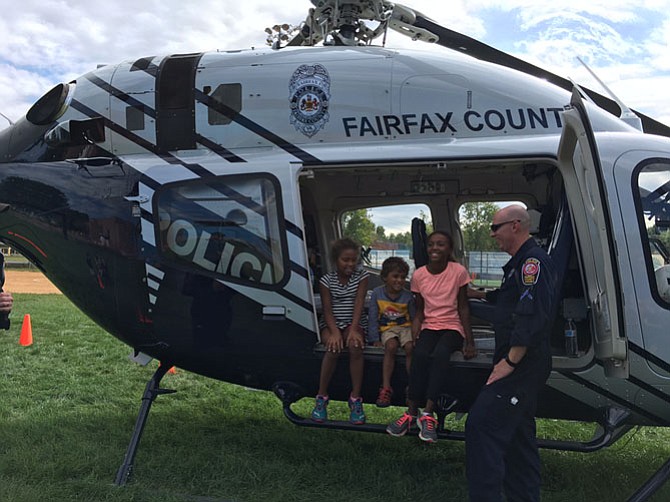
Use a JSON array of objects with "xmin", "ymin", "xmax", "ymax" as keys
[{"xmin": 486, "ymin": 238, "xmax": 557, "ymax": 384}]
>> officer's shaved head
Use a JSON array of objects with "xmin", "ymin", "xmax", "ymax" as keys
[
  {"xmin": 491, "ymin": 204, "xmax": 531, "ymax": 255},
  {"xmin": 500, "ymin": 205, "xmax": 530, "ymax": 231}
]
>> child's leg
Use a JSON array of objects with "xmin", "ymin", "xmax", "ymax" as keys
[
  {"xmin": 344, "ymin": 325, "xmax": 365, "ymax": 397},
  {"xmin": 382, "ymin": 337, "xmax": 399, "ymax": 389},
  {"xmin": 403, "ymin": 340, "xmax": 414, "ymax": 375},
  {"xmin": 349, "ymin": 345, "xmax": 364, "ymax": 398},
  {"xmin": 424, "ymin": 330, "xmax": 462, "ymax": 414},
  {"xmin": 317, "ymin": 328, "xmax": 340, "ymax": 396},
  {"xmin": 407, "ymin": 329, "xmax": 441, "ymax": 415},
  {"xmin": 398, "ymin": 327, "xmax": 414, "ymax": 375}
]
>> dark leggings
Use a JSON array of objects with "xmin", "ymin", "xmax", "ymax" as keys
[{"xmin": 407, "ymin": 329, "xmax": 463, "ymax": 404}]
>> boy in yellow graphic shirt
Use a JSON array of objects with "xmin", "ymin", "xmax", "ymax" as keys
[{"xmin": 368, "ymin": 257, "xmax": 415, "ymax": 407}]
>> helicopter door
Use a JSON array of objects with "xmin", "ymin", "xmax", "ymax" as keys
[
  {"xmin": 557, "ymin": 89, "xmax": 627, "ymax": 377},
  {"xmin": 143, "ymin": 160, "xmax": 317, "ymax": 340}
]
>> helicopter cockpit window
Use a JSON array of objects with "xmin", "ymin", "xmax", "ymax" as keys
[
  {"xmin": 156, "ymin": 175, "xmax": 286, "ymax": 288},
  {"xmin": 635, "ymin": 161, "xmax": 670, "ymax": 307}
]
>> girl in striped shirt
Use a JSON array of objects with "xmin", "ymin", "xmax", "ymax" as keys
[{"xmin": 311, "ymin": 238, "xmax": 369, "ymax": 425}]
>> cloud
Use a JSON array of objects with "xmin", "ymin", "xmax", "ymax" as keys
[{"xmin": 0, "ymin": 0, "xmax": 668, "ymax": 127}]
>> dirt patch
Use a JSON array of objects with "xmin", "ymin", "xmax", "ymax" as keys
[{"xmin": 4, "ymin": 270, "xmax": 61, "ymax": 294}]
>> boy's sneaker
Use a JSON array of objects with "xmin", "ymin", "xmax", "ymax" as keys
[
  {"xmin": 311, "ymin": 395, "xmax": 329, "ymax": 422},
  {"xmin": 418, "ymin": 413, "xmax": 438, "ymax": 443},
  {"xmin": 375, "ymin": 387, "xmax": 393, "ymax": 407},
  {"xmin": 386, "ymin": 412, "xmax": 415, "ymax": 437},
  {"xmin": 348, "ymin": 396, "xmax": 366, "ymax": 425}
]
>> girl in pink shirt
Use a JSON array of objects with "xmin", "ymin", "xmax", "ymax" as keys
[{"xmin": 386, "ymin": 230, "xmax": 475, "ymax": 443}]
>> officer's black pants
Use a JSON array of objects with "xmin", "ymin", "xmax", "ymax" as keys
[
  {"xmin": 407, "ymin": 329, "xmax": 462, "ymax": 405},
  {"xmin": 465, "ymin": 377, "xmax": 541, "ymax": 502}
]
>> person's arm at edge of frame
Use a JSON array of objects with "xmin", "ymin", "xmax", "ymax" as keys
[{"xmin": 0, "ymin": 291, "xmax": 13, "ymax": 313}]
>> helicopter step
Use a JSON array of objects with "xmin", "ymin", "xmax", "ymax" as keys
[
  {"xmin": 272, "ymin": 381, "xmax": 633, "ymax": 453},
  {"xmin": 272, "ymin": 381, "xmax": 460, "ymax": 438},
  {"xmin": 114, "ymin": 362, "xmax": 177, "ymax": 487}
]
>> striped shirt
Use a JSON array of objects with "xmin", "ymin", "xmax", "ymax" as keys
[{"xmin": 319, "ymin": 268, "xmax": 369, "ymax": 330}]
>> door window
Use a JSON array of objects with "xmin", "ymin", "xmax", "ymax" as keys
[
  {"xmin": 635, "ymin": 160, "xmax": 670, "ymax": 307},
  {"xmin": 155, "ymin": 175, "xmax": 286, "ymax": 287}
]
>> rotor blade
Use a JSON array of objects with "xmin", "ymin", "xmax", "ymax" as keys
[{"xmin": 412, "ymin": 15, "xmax": 670, "ymax": 138}]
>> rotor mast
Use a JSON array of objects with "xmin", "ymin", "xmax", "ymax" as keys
[{"xmin": 266, "ymin": 0, "xmax": 438, "ymax": 48}]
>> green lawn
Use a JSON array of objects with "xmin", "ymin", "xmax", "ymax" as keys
[{"xmin": 1, "ymin": 294, "xmax": 669, "ymax": 501}]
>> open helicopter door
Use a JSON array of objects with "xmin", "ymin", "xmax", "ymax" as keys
[
  {"xmin": 557, "ymin": 89, "xmax": 627, "ymax": 377},
  {"xmin": 133, "ymin": 158, "xmax": 318, "ymax": 351}
]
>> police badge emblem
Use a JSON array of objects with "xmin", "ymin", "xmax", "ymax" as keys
[
  {"xmin": 289, "ymin": 64, "xmax": 330, "ymax": 137},
  {"xmin": 521, "ymin": 257, "xmax": 541, "ymax": 286}
]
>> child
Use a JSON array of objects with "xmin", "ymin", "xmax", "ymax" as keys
[
  {"xmin": 311, "ymin": 238, "xmax": 369, "ymax": 424},
  {"xmin": 386, "ymin": 230, "xmax": 476, "ymax": 443},
  {"xmin": 367, "ymin": 257, "xmax": 415, "ymax": 407}
]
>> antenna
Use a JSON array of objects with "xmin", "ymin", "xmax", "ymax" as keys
[
  {"xmin": 577, "ymin": 56, "xmax": 643, "ymax": 131},
  {"xmin": 0, "ymin": 111, "xmax": 14, "ymax": 127}
]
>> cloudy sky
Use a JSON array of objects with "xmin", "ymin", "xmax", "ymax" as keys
[
  {"xmin": 1, "ymin": 0, "xmax": 669, "ymax": 124},
  {"xmin": 1, "ymin": 0, "xmax": 669, "ymax": 231}
]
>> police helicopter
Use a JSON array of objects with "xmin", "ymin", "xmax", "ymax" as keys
[{"xmin": 2, "ymin": 1, "xmax": 670, "ymax": 499}]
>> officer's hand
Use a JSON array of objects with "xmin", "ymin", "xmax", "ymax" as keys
[{"xmin": 486, "ymin": 359, "xmax": 514, "ymax": 385}]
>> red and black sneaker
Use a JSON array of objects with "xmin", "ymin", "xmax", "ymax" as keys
[
  {"xmin": 375, "ymin": 386, "xmax": 393, "ymax": 407},
  {"xmin": 386, "ymin": 412, "xmax": 415, "ymax": 437},
  {"xmin": 418, "ymin": 414, "xmax": 438, "ymax": 443}
]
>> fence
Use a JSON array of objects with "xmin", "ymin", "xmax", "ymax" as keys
[
  {"xmin": 465, "ymin": 251, "xmax": 507, "ymax": 283},
  {"xmin": 367, "ymin": 249, "xmax": 506, "ymax": 284}
]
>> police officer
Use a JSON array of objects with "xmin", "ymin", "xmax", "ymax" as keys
[{"xmin": 465, "ymin": 205, "xmax": 557, "ymax": 501}]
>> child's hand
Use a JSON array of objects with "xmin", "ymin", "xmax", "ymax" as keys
[
  {"xmin": 326, "ymin": 330, "xmax": 344, "ymax": 352},
  {"xmin": 345, "ymin": 328, "xmax": 364, "ymax": 350},
  {"xmin": 463, "ymin": 342, "xmax": 477, "ymax": 360}
]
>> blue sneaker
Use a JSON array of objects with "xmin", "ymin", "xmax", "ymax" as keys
[
  {"xmin": 311, "ymin": 395, "xmax": 329, "ymax": 422},
  {"xmin": 348, "ymin": 396, "xmax": 366, "ymax": 425}
]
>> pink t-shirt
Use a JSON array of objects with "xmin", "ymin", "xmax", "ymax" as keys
[{"xmin": 411, "ymin": 262, "xmax": 471, "ymax": 336}]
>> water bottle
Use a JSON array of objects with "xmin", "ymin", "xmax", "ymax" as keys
[{"xmin": 564, "ymin": 318, "xmax": 578, "ymax": 357}]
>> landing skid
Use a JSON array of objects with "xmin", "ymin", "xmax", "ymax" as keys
[
  {"xmin": 627, "ymin": 458, "xmax": 670, "ymax": 501},
  {"xmin": 272, "ymin": 381, "xmax": 632, "ymax": 452},
  {"xmin": 114, "ymin": 362, "xmax": 176, "ymax": 486}
]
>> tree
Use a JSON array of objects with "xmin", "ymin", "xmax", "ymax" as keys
[
  {"xmin": 341, "ymin": 209, "xmax": 376, "ymax": 246},
  {"xmin": 387, "ymin": 231, "xmax": 412, "ymax": 248},
  {"xmin": 419, "ymin": 209, "xmax": 434, "ymax": 234},
  {"xmin": 460, "ymin": 202, "xmax": 498, "ymax": 252}
]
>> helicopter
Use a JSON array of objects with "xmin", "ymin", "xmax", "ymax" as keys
[{"xmin": 2, "ymin": 1, "xmax": 670, "ymax": 499}]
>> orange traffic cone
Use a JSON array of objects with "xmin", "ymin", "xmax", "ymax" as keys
[
  {"xmin": 19, "ymin": 314, "xmax": 33, "ymax": 346},
  {"xmin": 168, "ymin": 365, "xmax": 177, "ymax": 374}
]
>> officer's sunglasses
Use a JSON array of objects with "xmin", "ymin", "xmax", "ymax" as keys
[{"xmin": 490, "ymin": 219, "xmax": 519, "ymax": 232}]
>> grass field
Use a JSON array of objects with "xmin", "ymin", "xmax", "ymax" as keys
[{"xmin": 2, "ymin": 294, "xmax": 670, "ymax": 501}]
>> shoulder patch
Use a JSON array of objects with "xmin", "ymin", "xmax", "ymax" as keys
[{"xmin": 521, "ymin": 257, "xmax": 541, "ymax": 286}]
